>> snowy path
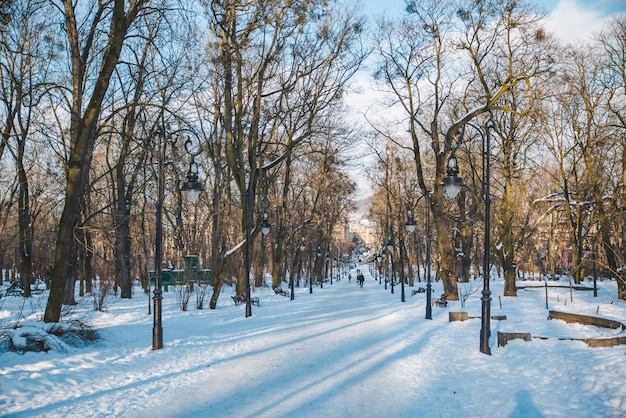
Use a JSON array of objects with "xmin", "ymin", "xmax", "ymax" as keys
[
  {"xmin": 144, "ymin": 275, "xmax": 438, "ymax": 417},
  {"xmin": 2, "ymin": 266, "xmax": 626, "ymax": 417}
]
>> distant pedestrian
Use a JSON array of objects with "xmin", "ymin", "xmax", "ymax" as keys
[
  {"xmin": 348, "ymin": 274, "xmax": 352, "ymax": 283},
  {"xmin": 357, "ymin": 273, "xmax": 364, "ymax": 287}
]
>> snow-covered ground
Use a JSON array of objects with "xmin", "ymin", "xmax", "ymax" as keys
[{"xmin": 1, "ymin": 266, "xmax": 625, "ymax": 417}]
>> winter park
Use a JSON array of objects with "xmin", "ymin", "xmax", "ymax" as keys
[{"xmin": 1, "ymin": 0, "xmax": 626, "ymax": 417}]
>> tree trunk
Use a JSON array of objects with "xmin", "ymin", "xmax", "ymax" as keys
[
  {"xmin": 17, "ymin": 153, "xmax": 33, "ymax": 298},
  {"xmin": 209, "ymin": 166, "xmax": 226, "ymax": 309},
  {"xmin": 77, "ymin": 226, "xmax": 94, "ymax": 297},
  {"xmin": 115, "ymin": 194, "xmax": 133, "ymax": 298},
  {"xmin": 63, "ymin": 237, "xmax": 78, "ymax": 306},
  {"xmin": 209, "ymin": 269, "xmax": 224, "ymax": 310},
  {"xmin": 458, "ymin": 189, "xmax": 472, "ymax": 283},
  {"xmin": 115, "ymin": 219, "xmax": 132, "ymax": 297},
  {"xmin": 432, "ymin": 195, "xmax": 459, "ymax": 300}
]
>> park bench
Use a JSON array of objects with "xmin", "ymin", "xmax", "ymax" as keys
[
  {"xmin": 412, "ymin": 287, "xmax": 426, "ymax": 296},
  {"xmin": 5, "ymin": 282, "xmax": 23, "ymax": 297},
  {"xmin": 433, "ymin": 293, "xmax": 448, "ymax": 307},
  {"xmin": 31, "ymin": 283, "xmax": 45, "ymax": 295},
  {"xmin": 273, "ymin": 288, "xmax": 288, "ymax": 297},
  {"xmin": 231, "ymin": 295, "xmax": 260, "ymax": 306}
]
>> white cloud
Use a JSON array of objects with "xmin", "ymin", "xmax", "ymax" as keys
[{"xmin": 545, "ymin": 0, "xmax": 616, "ymax": 43}]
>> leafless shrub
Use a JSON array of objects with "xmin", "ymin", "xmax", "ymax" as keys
[
  {"xmin": 177, "ymin": 284, "xmax": 192, "ymax": 311},
  {"xmin": 92, "ymin": 277, "xmax": 113, "ymax": 311},
  {"xmin": 196, "ymin": 283, "xmax": 210, "ymax": 310},
  {"xmin": 458, "ymin": 280, "xmax": 482, "ymax": 308}
]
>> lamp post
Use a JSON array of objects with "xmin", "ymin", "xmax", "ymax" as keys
[
  {"xmin": 586, "ymin": 242, "xmax": 598, "ymax": 298},
  {"xmin": 283, "ymin": 219, "xmax": 314, "ymax": 299},
  {"xmin": 314, "ymin": 246, "xmax": 322, "ymax": 292},
  {"xmin": 325, "ymin": 253, "xmax": 330, "ymax": 287},
  {"xmin": 244, "ymin": 189, "xmax": 252, "ymax": 318},
  {"xmin": 373, "ymin": 254, "xmax": 379, "ymax": 283},
  {"xmin": 245, "ymin": 206, "xmax": 271, "ymax": 318},
  {"xmin": 153, "ymin": 127, "xmax": 204, "ymax": 350},
  {"xmin": 332, "ymin": 253, "xmax": 336, "ymax": 284},
  {"xmin": 397, "ymin": 232, "xmax": 406, "ymax": 302},
  {"xmin": 386, "ymin": 238, "xmax": 394, "ymax": 294},
  {"xmin": 294, "ymin": 240, "xmax": 305, "ymax": 300},
  {"xmin": 381, "ymin": 247, "xmax": 387, "ymax": 288},
  {"xmin": 585, "ymin": 246, "xmax": 598, "ymax": 298},
  {"xmin": 442, "ymin": 119, "xmax": 493, "ymax": 355},
  {"xmin": 406, "ymin": 194, "xmax": 432, "ymax": 319},
  {"xmin": 377, "ymin": 254, "xmax": 381, "ymax": 284}
]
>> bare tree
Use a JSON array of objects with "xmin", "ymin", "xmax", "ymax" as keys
[
  {"xmin": 372, "ymin": 0, "xmax": 549, "ymax": 299},
  {"xmin": 0, "ymin": 0, "xmax": 55, "ymax": 296},
  {"xmin": 44, "ymin": 0, "xmax": 149, "ymax": 323},
  {"xmin": 203, "ymin": 0, "xmax": 365, "ymax": 309},
  {"xmin": 597, "ymin": 17, "xmax": 626, "ymax": 297}
]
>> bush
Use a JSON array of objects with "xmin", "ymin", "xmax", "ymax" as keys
[{"xmin": 0, "ymin": 320, "xmax": 100, "ymax": 354}]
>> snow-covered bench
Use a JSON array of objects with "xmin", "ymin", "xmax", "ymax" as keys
[
  {"xmin": 433, "ymin": 293, "xmax": 447, "ymax": 307},
  {"xmin": 273, "ymin": 288, "xmax": 288, "ymax": 297},
  {"xmin": 231, "ymin": 295, "xmax": 259, "ymax": 306},
  {"xmin": 5, "ymin": 282, "xmax": 23, "ymax": 297},
  {"xmin": 31, "ymin": 283, "xmax": 45, "ymax": 295}
]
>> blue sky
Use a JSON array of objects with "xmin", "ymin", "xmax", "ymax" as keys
[
  {"xmin": 360, "ymin": 0, "xmax": 626, "ymax": 43},
  {"xmin": 361, "ymin": 0, "xmax": 626, "ymax": 17}
]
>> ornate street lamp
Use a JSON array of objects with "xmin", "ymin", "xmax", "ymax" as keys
[
  {"xmin": 153, "ymin": 127, "xmax": 204, "ymax": 350},
  {"xmin": 261, "ymin": 212, "xmax": 271, "ymax": 236},
  {"xmin": 180, "ymin": 134, "xmax": 204, "ymax": 203},
  {"xmin": 442, "ymin": 119, "xmax": 493, "ymax": 355},
  {"xmin": 441, "ymin": 152, "xmax": 464, "ymax": 199},
  {"xmin": 405, "ymin": 210, "xmax": 416, "ymax": 233}
]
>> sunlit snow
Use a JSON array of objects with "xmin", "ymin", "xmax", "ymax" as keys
[{"xmin": 1, "ymin": 266, "xmax": 625, "ymax": 417}]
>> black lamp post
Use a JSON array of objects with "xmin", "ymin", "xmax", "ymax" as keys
[
  {"xmin": 245, "ymin": 208, "xmax": 271, "ymax": 318},
  {"xmin": 381, "ymin": 247, "xmax": 387, "ymax": 288},
  {"xmin": 153, "ymin": 127, "xmax": 204, "ymax": 350},
  {"xmin": 373, "ymin": 254, "xmax": 379, "ymax": 283},
  {"xmin": 406, "ymin": 194, "xmax": 432, "ymax": 319},
  {"xmin": 592, "ymin": 249, "xmax": 598, "ymax": 298},
  {"xmin": 442, "ymin": 119, "xmax": 493, "ymax": 355},
  {"xmin": 325, "ymin": 253, "xmax": 330, "ymax": 287},
  {"xmin": 294, "ymin": 240, "xmax": 305, "ymax": 300},
  {"xmin": 386, "ymin": 238, "xmax": 394, "ymax": 294},
  {"xmin": 397, "ymin": 232, "xmax": 406, "ymax": 303},
  {"xmin": 377, "ymin": 254, "xmax": 381, "ymax": 284},
  {"xmin": 244, "ymin": 189, "xmax": 252, "ymax": 318},
  {"xmin": 314, "ymin": 246, "xmax": 322, "ymax": 292},
  {"xmin": 585, "ymin": 246, "xmax": 598, "ymax": 298}
]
